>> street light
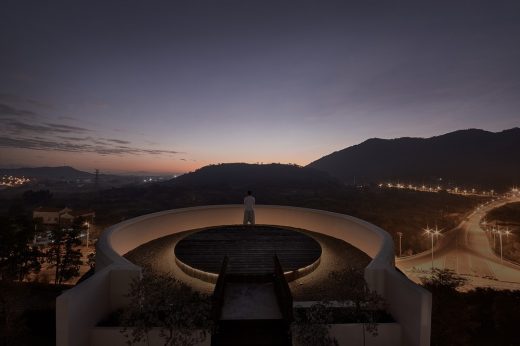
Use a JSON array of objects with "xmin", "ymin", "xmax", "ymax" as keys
[
  {"xmin": 492, "ymin": 227, "xmax": 497, "ymax": 249},
  {"xmin": 424, "ymin": 226, "xmax": 441, "ymax": 270},
  {"xmin": 497, "ymin": 227, "xmax": 503, "ymax": 263},
  {"xmin": 396, "ymin": 232, "xmax": 403, "ymax": 257},
  {"xmin": 434, "ymin": 225, "xmax": 441, "ymax": 242},
  {"xmin": 84, "ymin": 221, "xmax": 90, "ymax": 248},
  {"xmin": 505, "ymin": 228, "xmax": 511, "ymax": 240},
  {"xmin": 496, "ymin": 228, "xmax": 512, "ymax": 263}
]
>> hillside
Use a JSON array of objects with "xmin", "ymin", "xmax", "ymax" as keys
[
  {"xmin": 0, "ymin": 166, "xmax": 93, "ymax": 180},
  {"xmin": 308, "ymin": 128, "xmax": 520, "ymax": 189},
  {"xmin": 168, "ymin": 163, "xmax": 341, "ymax": 191}
]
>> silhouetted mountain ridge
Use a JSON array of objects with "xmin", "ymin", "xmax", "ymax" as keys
[
  {"xmin": 166, "ymin": 163, "xmax": 342, "ymax": 190},
  {"xmin": 308, "ymin": 128, "xmax": 520, "ymax": 188},
  {"xmin": 0, "ymin": 166, "xmax": 93, "ymax": 180}
]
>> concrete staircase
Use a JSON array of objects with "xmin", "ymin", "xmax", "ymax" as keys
[{"xmin": 211, "ymin": 257, "xmax": 293, "ymax": 346}]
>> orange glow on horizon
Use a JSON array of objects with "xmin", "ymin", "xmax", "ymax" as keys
[{"xmin": 0, "ymin": 148, "xmax": 312, "ymax": 175}]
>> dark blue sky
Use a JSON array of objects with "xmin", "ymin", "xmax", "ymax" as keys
[{"xmin": 1, "ymin": 1, "xmax": 519, "ymax": 173}]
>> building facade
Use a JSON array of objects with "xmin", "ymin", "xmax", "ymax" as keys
[{"xmin": 33, "ymin": 207, "xmax": 95, "ymax": 227}]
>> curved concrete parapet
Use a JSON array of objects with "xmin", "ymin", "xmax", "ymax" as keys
[
  {"xmin": 58, "ymin": 205, "xmax": 431, "ymax": 346},
  {"xmin": 96, "ymin": 205, "xmax": 394, "ymax": 269}
]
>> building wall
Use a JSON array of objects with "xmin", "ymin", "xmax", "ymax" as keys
[
  {"xmin": 33, "ymin": 211, "xmax": 59, "ymax": 224},
  {"xmin": 57, "ymin": 205, "xmax": 431, "ymax": 346},
  {"xmin": 33, "ymin": 209, "xmax": 95, "ymax": 226}
]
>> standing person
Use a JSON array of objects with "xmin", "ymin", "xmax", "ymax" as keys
[{"xmin": 243, "ymin": 191, "xmax": 255, "ymax": 225}]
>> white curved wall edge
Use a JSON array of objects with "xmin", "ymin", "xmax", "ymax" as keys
[{"xmin": 58, "ymin": 205, "xmax": 431, "ymax": 346}]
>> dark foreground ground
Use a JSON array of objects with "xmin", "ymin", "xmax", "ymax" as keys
[{"xmin": 0, "ymin": 281, "xmax": 69, "ymax": 346}]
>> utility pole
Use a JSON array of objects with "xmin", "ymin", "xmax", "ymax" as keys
[
  {"xmin": 85, "ymin": 222, "xmax": 90, "ymax": 249},
  {"xmin": 430, "ymin": 232, "xmax": 434, "ymax": 270},
  {"xmin": 396, "ymin": 232, "xmax": 403, "ymax": 257},
  {"xmin": 499, "ymin": 230, "xmax": 503, "ymax": 263},
  {"xmin": 94, "ymin": 169, "xmax": 99, "ymax": 189}
]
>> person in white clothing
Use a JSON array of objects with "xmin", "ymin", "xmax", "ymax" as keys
[{"xmin": 243, "ymin": 190, "xmax": 255, "ymax": 225}]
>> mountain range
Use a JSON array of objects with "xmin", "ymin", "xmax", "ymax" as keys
[
  {"xmin": 2, "ymin": 128, "xmax": 518, "ymax": 189},
  {"xmin": 308, "ymin": 128, "xmax": 520, "ymax": 189},
  {"xmin": 0, "ymin": 166, "xmax": 94, "ymax": 180},
  {"xmin": 168, "ymin": 163, "xmax": 341, "ymax": 191}
]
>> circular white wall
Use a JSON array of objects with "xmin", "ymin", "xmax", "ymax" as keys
[{"xmin": 96, "ymin": 205, "xmax": 395, "ymax": 277}]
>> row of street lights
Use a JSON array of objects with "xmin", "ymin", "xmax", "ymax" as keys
[
  {"xmin": 379, "ymin": 182, "xmax": 497, "ymax": 196},
  {"xmin": 488, "ymin": 225, "xmax": 511, "ymax": 263},
  {"xmin": 482, "ymin": 219, "xmax": 514, "ymax": 263}
]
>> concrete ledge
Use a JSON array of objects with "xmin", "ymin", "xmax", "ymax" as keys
[
  {"xmin": 95, "ymin": 205, "xmax": 395, "ymax": 272},
  {"xmin": 91, "ymin": 327, "xmax": 211, "ymax": 346},
  {"xmin": 283, "ymin": 256, "xmax": 321, "ymax": 282},
  {"xmin": 175, "ymin": 256, "xmax": 219, "ymax": 284},
  {"xmin": 293, "ymin": 323, "xmax": 402, "ymax": 346}
]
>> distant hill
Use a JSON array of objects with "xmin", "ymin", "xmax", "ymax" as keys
[
  {"xmin": 167, "ymin": 163, "xmax": 342, "ymax": 191},
  {"xmin": 0, "ymin": 166, "xmax": 93, "ymax": 180},
  {"xmin": 308, "ymin": 128, "xmax": 520, "ymax": 189}
]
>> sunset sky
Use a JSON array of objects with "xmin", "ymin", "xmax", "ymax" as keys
[{"xmin": 1, "ymin": 1, "xmax": 519, "ymax": 174}]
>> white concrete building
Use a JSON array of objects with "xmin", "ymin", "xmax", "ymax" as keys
[{"xmin": 56, "ymin": 205, "xmax": 431, "ymax": 346}]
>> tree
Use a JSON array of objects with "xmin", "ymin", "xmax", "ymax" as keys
[
  {"xmin": 327, "ymin": 267, "xmax": 386, "ymax": 345},
  {"xmin": 420, "ymin": 269, "xmax": 473, "ymax": 346},
  {"xmin": 293, "ymin": 268, "xmax": 386, "ymax": 346},
  {"xmin": 22, "ymin": 190, "xmax": 53, "ymax": 206},
  {"xmin": 292, "ymin": 302, "xmax": 338, "ymax": 346},
  {"xmin": 46, "ymin": 220, "xmax": 84, "ymax": 284},
  {"xmin": 87, "ymin": 251, "xmax": 96, "ymax": 270},
  {"xmin": 121, "ymin": 268, "xmax": 212, "ymax": 346},
  {"xmin": 420, "ymin": 268, "xmax": 467, "ymax": 293},
  {"xmin": 86, "ymin": 240, "xmax": 97, "ymax": 271},
  {"xmin": 0, "ymin": 282, "xmax": 24, "ymax": 345},
  {"xmin": 328, "ymin": 267, "xmax": 385, "ymax": 336},
  {"xmin": 0, "ymin": 216, "xmax": 42, "ymax": 281}
]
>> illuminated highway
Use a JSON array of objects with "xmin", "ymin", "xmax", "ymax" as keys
[{"xmin": 397, "ymin": 195, "xmax": 520, "ymax": 290}]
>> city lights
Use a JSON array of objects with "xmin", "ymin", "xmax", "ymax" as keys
[
  {"xmin": 0, "ymin": 175, "xmax": 31, "ymax": 187},
  {"xmin": 378, "ymin": 179, "xmax": 501, "ymax": 197}
]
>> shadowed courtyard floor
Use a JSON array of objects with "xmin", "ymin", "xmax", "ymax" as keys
[
  {"xmin": 125, "ymin": 226, "xmax": 371, "ymax": 301},
  {"xmin": 174, "ymin": 225, "xmax": 322, "ymax": 275}
]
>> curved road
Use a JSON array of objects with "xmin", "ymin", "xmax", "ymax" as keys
[{"xmin": 396, "ymin": 196, "xmax": 520, "ymax": 290}]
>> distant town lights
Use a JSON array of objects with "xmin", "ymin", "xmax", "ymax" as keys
[
  {"xmin": 0, "ymin": 175, "xmax": 31, "ymax": 187},
  {"xmin": 380, "ymin": 180, "xmax": 504, "ymax": 198}
]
